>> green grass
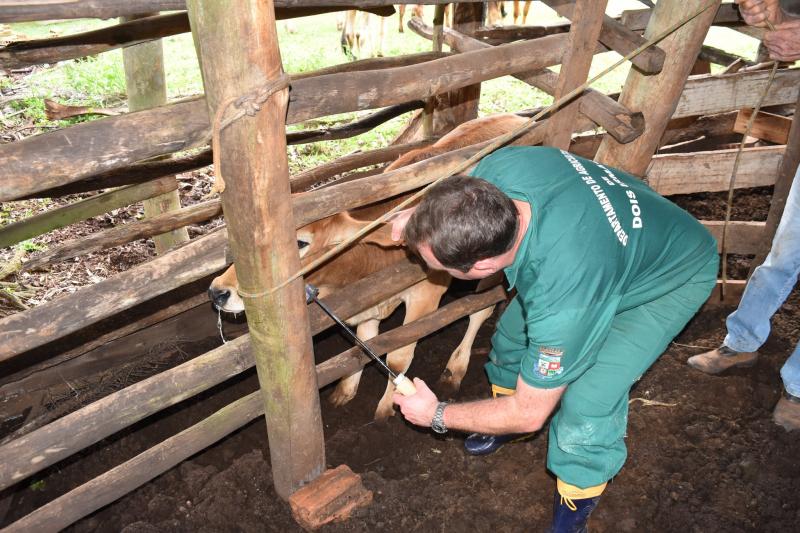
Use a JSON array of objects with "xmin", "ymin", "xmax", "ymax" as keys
[
  {"xmin": 19, "ymin": 239, "xmax": 44, "ymax": 253},
  {"xmin": 4, "ymin": 3, "xmax": 761, "ymax": 174}
]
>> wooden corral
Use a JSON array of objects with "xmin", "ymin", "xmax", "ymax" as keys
[{"xmin": 0, "ymin": 0, "xmax": 798, "ymax": 530}]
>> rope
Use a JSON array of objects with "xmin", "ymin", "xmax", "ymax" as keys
[
  {"xmin": 209, "ymin": 73, "xmax": 291, "ymax": 195},
  {"xmin": 239, "ymin": 1, "xmax": 717, "ymax": 300},
  {"xmin": 719, "ymin": 19, "xmax": 779, "ymax": 300}
]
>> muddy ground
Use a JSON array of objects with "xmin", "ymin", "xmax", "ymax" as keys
[{"xmin": 2, "ymin": 185, "xmax": 799, "ymax": 532}]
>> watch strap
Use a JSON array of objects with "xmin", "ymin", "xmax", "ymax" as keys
[{"xmin": 431, "ymin": 401, "xmax": 449, "ymax": 434}]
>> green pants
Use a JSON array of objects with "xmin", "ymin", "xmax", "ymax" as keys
[{"xmin": 485, "ymin": 255, "xmax": 718, "ymax": 487}]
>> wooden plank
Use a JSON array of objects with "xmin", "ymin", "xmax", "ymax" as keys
[
  {"xmin": 24, "ymin": 150, "xmax": 214, "ymax": 199},
  {"xmin": 122, "ymin": 13, "xmax": 189, "ymax": 255},
  {"xmin": 0, "ymin": 12, "xmax": 188, "ymax": 69},
  {"xmin": 0, "ymin": 32, "xmax": 571, "ymax": 201},
  {"xmin": 0, "ymin": 0, "xmax": 185, "ymax": 21},
  {"xmin": 646, "ymin": 145, "xmax": 784, "ymax": 196},
  {"xmin": 285, "ymin": 100, "xmax": 425, "ymax": 145},
  {"xmin": 0, "ymin": 176, "xmax": 178, "ymax": 249},
  {"xmin": 0, "ymin": 258, "xmax": 427, "ymax": 491},
  {"xmin": 543, "ymin": 0, "xmax": 608, "ymax": 149},
  {"xmin": 699, "ymin": 45, "xmax": 754, "ymax": 69},
  {"xmin": 0, "ymin": 96, "xmax": 210, "ymax": 202},
  {"xmin": 22, "ymin": 200, "xmax": 222, "ymax": 271},
  {"xmin": 594, "ymin": 0, "xmax": 721, "ymax": 176},
  {"xmin": 701, "ymin": 220, "xmax": 766, "ymax": 255},
  {"xmin": 542, "ymin": 0, "xmax": 664, "ymax": 74},
  {"xmin": 289, "ymin": 50, "xmax": 449, "ymax": 81},
  {"xmin": 473, "ymin": 22, "xmax": 572, "ymax": 45},
  {"xmin": 674, "ymin": 69, "xmax": 800, "ymax": 119},
  {"xmin": 660, "ymin": 111, "xmax": 737, "ymax": 148},
  {"xmin": 620, "ymin": 3, "xmax": 742, "ymax": 32},
  {"xmin": 733, "ymin": 109, "xmax": 792, "ymax": 145},
  {"xmin": 0, "ymin": 1, "xmax": 474, "ymax": 22},
  {"xmin": 409, "ymin": 19, "xmax": 644, "ymax": 144},
  {"xmin": 27, "ymin": 100, "xmax": 428, "ymax": 199},
  {"xmin": 187, "ymin": 0, "xmax": 324, "ymax": 499},
  {"xmin": 289, "ymin": 138, "xmax": 438, "ymax": 192}
]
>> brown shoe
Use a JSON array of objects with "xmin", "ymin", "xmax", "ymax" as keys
[
  {"xmin": 773, "ymin": 391, "xmax": 800, "ymax": 431},
  {"xmin": 687, "ymin": 345, "xmax": 759, "ymax": 375}
]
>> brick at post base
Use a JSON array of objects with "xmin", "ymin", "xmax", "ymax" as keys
[{"xmin": 289, "ymin": 465, "xmax": 373, "ymax": 530}]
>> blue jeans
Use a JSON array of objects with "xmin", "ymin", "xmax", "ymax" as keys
[{"xmin": 724, "ymin": 164, "xmax": 800, "ymax": 397}]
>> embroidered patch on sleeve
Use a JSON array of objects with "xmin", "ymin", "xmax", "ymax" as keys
[{"xmin": 535, "ymin": 347, "xmax": 564, "ymax": 379}]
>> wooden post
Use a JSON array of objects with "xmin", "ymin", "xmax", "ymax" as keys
[
  {"xmin": 544, "ymin": 0, "xmax": 608, "ymax": 149},
  {"xmin": 122, "ymin": 13, "xmax": 189, "ymax": 255},
  {"xmin": 186, "ymin": 0, "xmax": 324, "ymax": 498},
  {"xmin": 748, "ymin": 91, "xmax": 800, "ymax": 277},
  {"xmin": 422, "ymin": 4, "xmax": 446, "ymax": 138},
  {"xmin": 436, "ymin": 2, "xmax": 483, "ymax": 134},
  {"xmin": 594, "ymin": 0, "xmax": 721, "ymax": 175}
]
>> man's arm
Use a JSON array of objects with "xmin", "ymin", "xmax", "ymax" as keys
[{"xmin": 393, "ymin": 376, "xmax": 565, "ymax": 434}]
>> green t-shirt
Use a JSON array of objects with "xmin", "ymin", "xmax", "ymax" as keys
[{"xmin": 470, "ymin": 146, "xmax": 717, "ymax": 388}]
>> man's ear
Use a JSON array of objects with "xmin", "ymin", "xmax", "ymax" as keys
[{"xmin": 472, "ymin": 257, "xmax": 502, "ymax": 274}]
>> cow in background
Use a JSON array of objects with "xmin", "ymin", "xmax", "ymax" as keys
[
  {"xmin": 397, "ymin": 4, "xmax": 424, "ymax": 33},
  {"xmin": 341, "ymin": 10, "xmax": 386, "ymax": 59},
  {"xmin": 513, "ymin": 0, "xmax": 533, "ymax": 25}
]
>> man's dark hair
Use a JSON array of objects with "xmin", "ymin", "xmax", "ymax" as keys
[{"xmin": 403, "ymin": 175, "xmax": 519, "ymax": 273}]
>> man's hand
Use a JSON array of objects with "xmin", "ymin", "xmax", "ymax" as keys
[
  {"xmin": 393, "ymin": 377, "xmax": 438, "ymax": 427},
  {"xmin": 388, "ymin": 207, "xmax": 416, "ymax": 242},
  {"xmin": 736, "ymin": 0, "xmax": 784, "ymax": 27},
  {"xmin": 764, "ymin": 19, "xmax": 800, "ymax": 60}
]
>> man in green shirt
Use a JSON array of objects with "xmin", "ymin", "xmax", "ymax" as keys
[{"xmin": 392, "ymin": 146, "xmax": 718, "ymax": 532}]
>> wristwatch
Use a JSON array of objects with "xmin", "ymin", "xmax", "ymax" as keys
[{"xmin": 431, "ymin": 401, "xmax": 449, "ymax": 434}]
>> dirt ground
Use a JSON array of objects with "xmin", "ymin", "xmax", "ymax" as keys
[{"xmin": 2, "ymin": 186, "xmax": 800, "ymax": 532}]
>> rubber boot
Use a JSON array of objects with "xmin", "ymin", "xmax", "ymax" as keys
[
  {"xmin": 773, "ymin": 389, "xmax": 800, "ymax": 431},
  {"xmin": 549, "ymin": 491, "xmax": 600, "ymax": 533},
  {"xmin": 464, "ymin": 384, "xmax": 533, "ymax": 456},
  {"xmin": 549, "ymin": 491, "xmax": 601, "ymax": 533},
  {"xmin": 687, "ymin": 345, "xmax": 758, "ymax": 375},
  {"xmin": 464, "ymin": 432, "xmax": 531, "ymax": 455}
]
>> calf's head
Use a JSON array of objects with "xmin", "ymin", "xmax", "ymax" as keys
[{"xmin": 208, "ymin": 212, "xmax": 398, "ymax": 313}]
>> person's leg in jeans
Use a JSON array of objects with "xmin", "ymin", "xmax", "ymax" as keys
[
  {"xmin": 689, "ymin": 164, "xmax": 800, "ymax": 429},
  {"xmin": 689, "ymin": 164, "xmax": 800, "ymax": 375},
  {"xmin": 774, "ymin": 341, "xmax": 800, "ymax": 430},
  {"xmin": 726, "ymin": 166, "xmax": 800, "ymax": 351}
]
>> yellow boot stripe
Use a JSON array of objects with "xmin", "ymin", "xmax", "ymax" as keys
[
  {"xmin": 492, "ymin": 384, "xmax": 516, "ymax": 398},
  {"xmin": 557, "ymin": 479, "xmax": 607, "ymax": 500}
]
